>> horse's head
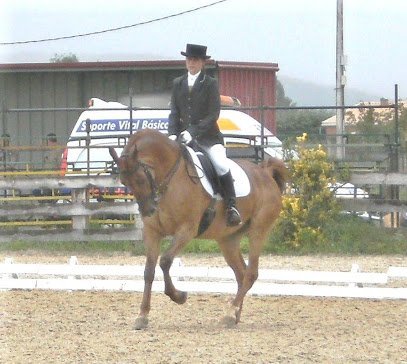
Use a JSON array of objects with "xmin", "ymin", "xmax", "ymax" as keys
[{"xmin": 109, "ymin": 130, "xmax": 180, "ymax": 217}]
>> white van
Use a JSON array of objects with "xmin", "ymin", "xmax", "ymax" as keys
[{"xmin": 61, "ymin": 97, "xmax": 283, "ymax": 199}]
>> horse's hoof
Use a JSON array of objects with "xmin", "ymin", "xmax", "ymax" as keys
[
  {"xmin": 174, "ymin": 290, "xmax": 188, "ymax": 305},
  {"xmin": 134, "ymin": 316, "xmax": 149, "ymax": 330},
  {"xmin": 221, "ymin": 303, "xmax": 240, "ymax": 327},
  {"xmin": 221, "ymin": 315, "xmax": 237, "ymax": 328}
]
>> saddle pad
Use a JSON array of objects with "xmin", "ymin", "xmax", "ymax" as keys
[{"xmin": 185, "ymin": 146, "xmax": 251, "ymax": 198}]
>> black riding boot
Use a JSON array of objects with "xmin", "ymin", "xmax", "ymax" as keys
[{"xmin": 219, "ymin": 170, "xmax": 242, "ymax": 227}]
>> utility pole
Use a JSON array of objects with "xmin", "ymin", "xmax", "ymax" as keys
[{"xmin": 336, "ymin": 0, "xmax": 345, "ymax": 159}]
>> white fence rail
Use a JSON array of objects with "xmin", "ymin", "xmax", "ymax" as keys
[{"xmin": 1, "ymin": 257, "xmax": 406, "ymax": 300}]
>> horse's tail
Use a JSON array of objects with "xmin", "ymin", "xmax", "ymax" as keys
[{"xmin": 259, "ymin": 157, "xmax": 289, "ymax": 193}]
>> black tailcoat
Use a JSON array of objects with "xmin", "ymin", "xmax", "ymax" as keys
[{"xmin": 168, "ymin": 72, "xmax": 222, "ymax": 146}]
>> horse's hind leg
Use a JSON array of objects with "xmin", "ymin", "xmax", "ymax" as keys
[
  {"xmin": 229, "ymin": 228, "xmax": 269, "ymax": 324},
  {"xmin": 218, "ymin": 234, "xmax": 246, "ymax": 288},
  {"xmin": 159, "ymin": 230, "xmax": 193, "ymax": 304},
  {"xmin": 217, "ymin": 235, "xmax": 247, "ymax": 325}
]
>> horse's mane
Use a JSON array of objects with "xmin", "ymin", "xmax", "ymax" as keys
[
  {"xmin": 130, "ymin": 130, "xmax": 178, "ymax": 160},
  {"xmin": 259, "ymin": 157, "xmax": 289, "ymax": 193}
]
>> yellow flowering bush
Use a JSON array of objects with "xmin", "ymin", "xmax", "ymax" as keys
[{"xmin": 275, "ymin": 133, "xmax": 340, "ymax": 248}]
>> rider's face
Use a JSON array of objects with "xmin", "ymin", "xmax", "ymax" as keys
[{"xmin": 186, "ymin": 57, "xmax": 205, "ymax": 75}]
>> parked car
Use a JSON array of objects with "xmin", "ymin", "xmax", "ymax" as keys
[{"xmin": 329, "ymin": 182, "xmax": 380, "ymax": 221}]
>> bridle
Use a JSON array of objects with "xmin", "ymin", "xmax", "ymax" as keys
[{"xmin": 119, "ymin": 151, "xmax": 182, "ymax": 214}]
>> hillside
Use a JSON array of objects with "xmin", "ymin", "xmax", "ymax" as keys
[{"xmin": 278, "ymin": 75, "xmax": 381, "ymax": 106}]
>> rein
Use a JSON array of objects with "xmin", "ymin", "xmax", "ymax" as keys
[
  {"xmin": 155, "ymin": 151, "xmax": 182, "ymax": 196},
  {"xmin": 120, "ymin": 150, "xmax": 182, "ymax": 205},
  {"xmin": 180, "ymin": 144, "xmax": 202, "ymax": 185}
]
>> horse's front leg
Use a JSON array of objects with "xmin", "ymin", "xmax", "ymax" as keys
[
  {"xmin": 135, "ymin": 228, "xmax": 161, "ymax": 330},
  {"xmin": 159, "ymin": 230, "xmax": 193, "ymax": 304}
]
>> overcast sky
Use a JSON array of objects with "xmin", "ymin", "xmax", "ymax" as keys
[{"xmin": 0, "ymin": 0, "xmax": 406, "ymax": 99}]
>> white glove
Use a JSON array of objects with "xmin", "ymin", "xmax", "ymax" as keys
[
  {"xmin": 180, "ymin": 130, "xmax": 192, "ymax": 145},
  {"xmin": 168, "ymin": 134, "xmax": 177, "ymax": 141}
]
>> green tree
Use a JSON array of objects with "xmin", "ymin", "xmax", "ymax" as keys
[
  {"xmin": 353, "ymin": 107, "xmax": 393, "ymax": 137},
  {"xmin": 276, "ymin": 78, "xmax": 333, "ymax": 140},
  {"xmin": 276, "ymin": 79, "xmax": 294, "ymax": 108},
  {"xmin": 50, "ymin": 53, "xmax": 79, "ymax": 63},
  {"xmin": 277, "ymin": 109, "xmax": 331, "ymax": 137}
]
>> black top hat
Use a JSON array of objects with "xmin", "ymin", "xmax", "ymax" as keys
[{"xmin": 181, "ymin": 44, "xmax": 211, "ymax": 59}]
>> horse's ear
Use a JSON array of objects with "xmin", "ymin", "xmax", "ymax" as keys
[{"xmin": 109, "ymin": 147, "xmax": 120, "ymax": 164}]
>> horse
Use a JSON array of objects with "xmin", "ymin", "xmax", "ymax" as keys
[{"xmin": 109, "ymin": 129, "xmax": 288, "ymax": 329}]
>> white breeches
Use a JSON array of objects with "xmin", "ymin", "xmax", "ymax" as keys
[{"xmin": 199, "ymin": 143, "xmax": 230, "ymax": 176}]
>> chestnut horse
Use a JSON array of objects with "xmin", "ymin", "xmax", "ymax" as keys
[{"xmin": 109, "ymin": 129, "xmax": 288, "ymax": 329}]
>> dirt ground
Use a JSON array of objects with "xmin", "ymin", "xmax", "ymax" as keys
[{"xmin": 1, "ymin": 253, "xmax": 407, "ymax": 363}]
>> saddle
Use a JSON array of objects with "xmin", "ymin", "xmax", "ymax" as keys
[
  {"xmin": 191, "ymin": 144, "xmax": 222, "ymax": 196},
  {"xmin": 181, "ymin": 143, "xmax": 251, "ymax": 199},
  {"xmin": 180, "ymin": 143, "xmax": 250, "ymax": 236}
]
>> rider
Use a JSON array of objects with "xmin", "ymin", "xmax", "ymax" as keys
[{"xmin": 168, "ymin": 43, "xmax": 242, "ymax": 227}]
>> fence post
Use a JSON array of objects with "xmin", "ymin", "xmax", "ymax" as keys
[
  {"xmin": 129, "ymin": 88, "xmax": 133, "ymax": 135},
  {"xmin": 86, "ymin": 119, "xmax": 91, "ymax": 176},
  {"xmin": 1, "ymin": 101, "xmax": 5, "ymax": 136},
  {"xmin": 389, "ymin": 85, "xmax": 400, "ymax": 227},
  {"xmin": 68, "ymin": 256, "xmax": 80, "ymax": 280},
  {"xmin": 2, "ymin": 257, "xmax": 18, "ymax": 280},
  {"xmin": 71, "ymin": 188, "xmax": 88, "ymax": 231},
  {"xmin": 259, "ymin": 88, "xmax": 265, "ymax": 161}
]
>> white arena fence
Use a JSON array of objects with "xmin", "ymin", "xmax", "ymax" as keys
[{"xmin": 1, "ymin": 257, "xmax": 407, "ymax": 300}]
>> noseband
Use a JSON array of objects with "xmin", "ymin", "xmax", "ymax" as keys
[{"xmin": 119, "ymin": 151, "xmax": 182, "ymax": 214}]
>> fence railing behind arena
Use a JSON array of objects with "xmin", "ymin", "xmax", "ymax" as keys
[
  {"xmin": 1, "ymin": 95, "xmax": 406, "ymax": 239},
  {"xmin": 0, "ymin": 172, "xmax": 142, "ymax": 243}
]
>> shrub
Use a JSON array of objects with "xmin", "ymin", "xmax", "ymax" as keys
[{"xmin": 271, "ymin": 133, "xmax": 340, "ymax": 248}]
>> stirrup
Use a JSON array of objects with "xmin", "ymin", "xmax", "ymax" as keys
[{"xmin": 227, "ymin": 206, "xmax": 242, "ymax": 227}]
